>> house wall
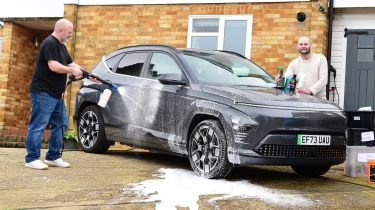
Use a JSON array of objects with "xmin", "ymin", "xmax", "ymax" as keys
[
  {"xmin": 330, "ymin": 8, "xmax": 375, "ymax": 107},
  {"xmin": 0, "ymin": 22, "xmax": 51, "ymax": 147},
  {"xmin": 0, "ymin": 23, "xmax": 35, "ymax": 135},
  {"xmin": 66, "ymin": 1, "xmax": 328, "ymax": 75}
]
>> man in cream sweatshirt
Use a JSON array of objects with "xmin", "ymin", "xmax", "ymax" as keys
[{"xmin": 284, "ymin": 36, "xmax": 328, "ymax": 99}]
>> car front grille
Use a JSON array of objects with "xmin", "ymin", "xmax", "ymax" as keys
[{"xmin": 255, "ymin": 144, "xmax": 346, "ymax": 158}]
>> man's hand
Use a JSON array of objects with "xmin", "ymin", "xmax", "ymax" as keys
[
  {"xmin": 88, "ymin": 73, "xmax": 100, "ymax": 83},
  {"xmin": 297, "ymin": 87, "xmax": 313, "ymax": 95},
  {"xmin": 275, "ymin": 74, "xmax": 280, "ymax": 83},
  {"xmin": 72, "ymin": 67, "xmax": 83, "ymax": 77}
]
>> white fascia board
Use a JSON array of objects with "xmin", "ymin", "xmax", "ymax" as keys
[
  {"xmin": 0, "ymin": 0, "xmax": 64, "ymax": 18},
  {"xmin": 334, "ymin": 0, "xmax": 375, "ymax": 8},
  {"xmin": 66, "ymin": 0, "xmax": 309, "ymax": 5}
]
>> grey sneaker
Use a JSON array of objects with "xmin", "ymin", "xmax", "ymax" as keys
[
  {"xmin": 25, "ymin": 159, "xmax": 48, "ymax": 170},
  {"xmin": 44, "ymin": 158, "xmax": 70, "ymax": 168}
]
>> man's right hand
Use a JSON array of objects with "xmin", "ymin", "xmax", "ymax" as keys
[
  {"xmin": 275, "ymin": 74, "xmax": 280, "ymax": 82},
  {"xmin": 72, "ymin": 67, "xmax": 83, "ymax": 77}
]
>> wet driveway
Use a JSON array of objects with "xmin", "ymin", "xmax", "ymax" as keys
[{"xmin": 1, "ymin": 147, "xmax": 374, "ymax": 210}]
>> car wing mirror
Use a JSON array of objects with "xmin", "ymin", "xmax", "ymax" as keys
[{"xmin": 158, "ymin": 73, "xmax": 187, "ymax": 86}]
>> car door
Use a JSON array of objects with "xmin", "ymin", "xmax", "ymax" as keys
[
  {"xmin": 102, "ymin": 51, "xmax": 155, "ymax": 147},
  {"xmin": 138, "ymin": 51, "xmax": 190, "ymax": 153}
]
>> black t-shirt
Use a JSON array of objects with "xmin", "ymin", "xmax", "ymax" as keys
[{"xmin": 30, "ymin": 35, "xmax": 73, "ymax": 98}]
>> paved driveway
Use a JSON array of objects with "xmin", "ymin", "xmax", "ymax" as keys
[{"xmin": 1, "ymin": 147, "xmax": 374, "ymax": 209}]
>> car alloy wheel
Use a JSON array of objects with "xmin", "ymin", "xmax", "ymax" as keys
[
  {"xmin": 78, "ymin": 105, "xmax": 109, "ymax": 153},
  {"xmin": 188, "ymin": 120, "xmax": 232, "ymax": 178}
]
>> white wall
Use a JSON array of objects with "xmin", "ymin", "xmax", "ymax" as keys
[
  {"xmin": 331, "ymin": 8, "xmax": 375, "ymax": 108},
  {"xmin": 334, "ymin": 0, "xmax": 375, "ymax": 8},
  {"xmin": 0, "ymin": 0, "xmax": 64, "ymax": 18}
]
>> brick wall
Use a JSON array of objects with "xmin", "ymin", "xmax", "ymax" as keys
[
  {"xmin": 0, "ymin": 23, "xmax": 12, "ymax": 131},
  {"xmin": 65, "ymin": 0, "xmax": 328, "ymax": 76},
  {"xmin": 0, "ymin": 22, "xmax": 51, "ymax": 148}
]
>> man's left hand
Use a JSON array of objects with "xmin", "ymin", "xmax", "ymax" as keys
[
  {"xmin": 88, "ymin": 75, "xmax": 100, "ymax": 83},
  {"xmin": 297, "ymin": 87, "xmax": 313, "ymax": 95}
]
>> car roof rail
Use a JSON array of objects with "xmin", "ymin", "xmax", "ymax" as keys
[
  {"xmin": 117, "ymin": 44, "xmax": 179, "ymax": 52},
  {"xmin": 217, "ymin": 50, "xmax": 247, "ymax": 59}
]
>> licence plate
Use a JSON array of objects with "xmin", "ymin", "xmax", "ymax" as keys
[{"xmin": 297, "ymin": 134, "xmax": 331, "ymax": 146}]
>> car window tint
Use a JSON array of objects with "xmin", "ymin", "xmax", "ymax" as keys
[
  {"xmin": 105, "ymin": 53, "xmax": 124, "ymax": 71},
  {"xmin": 116, "ymin": 52, "xmax": 148, "ymax": 77},
  {"xmin": 148, "ymin": 53, "xmax": 181, "ymax": 79}
]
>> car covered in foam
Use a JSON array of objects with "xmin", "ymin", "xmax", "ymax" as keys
[{"xmin": 73, "ymin": 45, "xmax": 346, "ymax": 178}]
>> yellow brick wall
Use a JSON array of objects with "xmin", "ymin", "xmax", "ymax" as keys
[
  {"xmin": 0, "ymin": 24, "xmax": 11, "ymax": 131},
  {"xmin": 67, "ymin": 0, "xmax": 328, "ymax": 76},
  {"xmin": 0, "ymin": 22, "xmax": 51, "ymax": 137}
]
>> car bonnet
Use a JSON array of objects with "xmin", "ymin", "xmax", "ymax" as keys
[{"xmin": 201, "ymin": 85, "xmax": 342, "ymax": 111}]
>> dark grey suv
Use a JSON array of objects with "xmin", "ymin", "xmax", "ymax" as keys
[{"xmin": 73, "ymin": 45, "xmax": 346, "ymax": 178}]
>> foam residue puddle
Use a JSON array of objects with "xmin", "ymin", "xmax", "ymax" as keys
[{"xmin": 127, "ymin": 168, "xmax": 314, "ymax": 210}]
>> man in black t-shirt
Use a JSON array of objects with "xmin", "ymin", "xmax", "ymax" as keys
[{"xmin": 25, "ymin": 19, "xmax": 84, "ymax": 169}]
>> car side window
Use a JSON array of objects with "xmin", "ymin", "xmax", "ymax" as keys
[
  {"xmin": 105, "ymin": 53, "xmax": 124, "ymax": 72},
  {"xmin": 148, "ymin": 52, "xmax": 182, "ymax": 79},
  {"xmin": 116, "ymin": 52, "xmax": 148, "ymax": 77}
]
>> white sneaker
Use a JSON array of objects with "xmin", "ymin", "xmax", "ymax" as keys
[
  {"xmin": 25, "ymin": 160, "xmax": 48, "ymax": 170},
  {"xmin": 44, "ymin": 158, "xmax": 70, "ymax": 168}
]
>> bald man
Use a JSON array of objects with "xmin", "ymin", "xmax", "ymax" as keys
[
  {"xmin": 284, "ymin": 37, "xmax": 328, "ymax": 99},
  {"xmin": 25, "ymin": 19, "xmax": 83, "ymax": 169}
]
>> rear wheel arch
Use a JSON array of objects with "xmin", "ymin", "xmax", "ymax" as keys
[{"xmin": 77, "ymin": 101, "xmax": 97, "ymax": 118}]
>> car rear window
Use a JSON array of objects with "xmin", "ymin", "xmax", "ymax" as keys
[
  {"xmin": 116, "ymin": 52, "xmax": 148, "ymax": 77},
  {"xmin": 105, "ymin": 53, "xmax": 124, "ymax": 71}
]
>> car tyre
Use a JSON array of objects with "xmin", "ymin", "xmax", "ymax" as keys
[
  {"xmin": 188, "ymin": 120, "xmax": 233, "ymax": 179},
  {"xmin": 291, "ymin": 165, "xmax": 331, "ymax": 177},
  {"xmin": 78, "ymin": 105, "xmax": 110, "ymax": 153}
]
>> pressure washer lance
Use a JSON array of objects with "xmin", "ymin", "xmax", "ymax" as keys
[{"xmin": 68, "ymin": 68, "xmax": 119, "ymax": 107}]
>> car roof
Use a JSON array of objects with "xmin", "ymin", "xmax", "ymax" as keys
[{"xmin": 106, "ymin": 44, "xmax": 244, "ymax": 59}]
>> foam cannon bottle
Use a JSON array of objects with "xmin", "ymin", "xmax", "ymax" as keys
[
  {"xmin": 98, "ymin": 89, "xmax": 112, "ymax": 108},
  {"xmin": 96, "ymin": 81, "xmax": 118, "ymax": 108}
]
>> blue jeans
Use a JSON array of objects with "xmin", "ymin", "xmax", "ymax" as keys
[{"xmin": 25, "ymin": 92, "xmax": 68, "ymax": 163}]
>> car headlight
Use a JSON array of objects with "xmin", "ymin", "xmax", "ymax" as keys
[{"xmin": 231, "ymin": 117, "xmax": 257, "ymax": 143}]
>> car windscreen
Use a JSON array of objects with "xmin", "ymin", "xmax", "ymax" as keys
[{"xmin": 181, "ymin": 51, "xmax": 275, "ymax": 87}]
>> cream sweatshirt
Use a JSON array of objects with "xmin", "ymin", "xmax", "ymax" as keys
[{"xmin": 285, "ymin": 53, "xmax": 328, "ymax": 99}]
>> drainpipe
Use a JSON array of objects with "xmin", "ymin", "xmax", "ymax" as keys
[
  {"xmin": 67, "ymin": 1, "xmax": 79, "ymax": 132},
  {"xmin": 326, "ymin": 0, "xmax": 334, "ymax": 100}
]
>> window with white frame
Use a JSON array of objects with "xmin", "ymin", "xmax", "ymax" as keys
[{"xmin": 187, "ymin": 15, "xmax": 253, "ymax": 58}]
